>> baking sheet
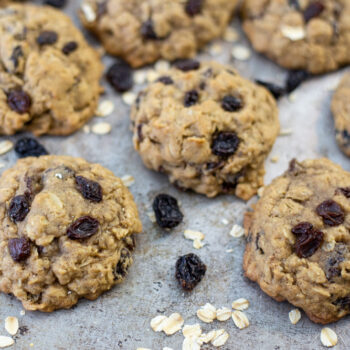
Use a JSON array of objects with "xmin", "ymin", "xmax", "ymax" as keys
[{"xmin": 0, "ymin": 1, "xmax": 349, "ymax": 349}]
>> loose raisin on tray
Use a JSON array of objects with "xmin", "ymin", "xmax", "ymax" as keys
[
  {"xmin": 8, "ymin": 237, "xmax": 31, "ymax": 262},
  {"xmin": 286, "ymin": 70, "xmax": 310, "ymax": 93},
  {"xmin": 185, "ymin": 0, "xmax": 203, "ymax": 16},
  {"xmin": 175, "ymin": 253, "xmax": 206, "ymax": 291},
  {"xmin": 255, "ymin": 80, "xmax": 286, "ymax": 99},
  {"xmin": 221, "ymin": 95, "xmax": 243, "ymax": 112},
  {"xmin": 157, "ymin": 76, "xmax": 174, "ymax": 85},
  {"xmin": 9, "ymin": 195, "xmax": 30, "ymax": 223},
  {"xmin": 211, "ymin": 132, "xmax": 240, "ymax": 157},
  {"xmin": 292, "ymin": 222, "xmax": 324, "ymax": 258},
  {"xmin": 44, "ymin": 0, "xmax": 66, "ymax": 8},
  {"xmin": 141, "ymin": 19, "xmax": 158, "ymax": 39},
  {"xmin": 7, "ymin": 90, "xmax": 31, "ymax": 114},
  {"xmin": 106, "ymin": 61, "xmax": 133, "ymax": 92},
  {"xmin": 174, "ymin": 59, "xmax": 200, "ymax": 72},
  {"xmin": 184, "ymin": 90, "xmax": 199, "ymax": 107},
  {"xmin": 67, "ymin": 216, "xmax": 99, "ymax": 240},
  {"xmin": 36, "ymin": 31, "xmax": 58, "ymax": 46},
  {"xmin": 316, "ymin": 200, "xmax": 344, "ymax": 226},
  {"xmin": 338, "ymin": 187, "xmax": 350, "ymax": 198},
  {"xmin": 75, "ymin": 176, "xmax": 102, "ymax": 203},
  {"xmin": 152, "ymin": 194, "xmax": 184, "ymax": 229},
  {"xmin": 14, "ymin": 137, "xmax": 48, "ymax": 158},
  {"xmin": 304, "ymin": 1, "xmax": 325, "ymax": 22},
  {"xmin": 62, "ymin": 41, "xmax": 78, "ymax": 55}
]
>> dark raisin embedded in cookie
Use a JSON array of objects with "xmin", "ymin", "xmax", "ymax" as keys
[
  {"xmin": 36, "ymin": 31, "xmax": 58, "ymax": 46},
  {"xmin": 44, "ymin": 0, "xmax": 66, "ymax": 8},
  {"xmin": 75, "ymin": 176, "xmax": 103, "ymax": 203},
  {"xmin": 140, "ymin": 19, "xmax": 158, "ymax": 40},
  {"xmin": 221, "ymin": 95, "xmax": 243, "ymax": 112},
  {"xmin": 152, "ymin": 194, "xmax": 184, "ymax": 229},
  {"xmin": 333, "ymin": 297, "xmax": 350, "ymax": 311},
  {"xmin": 157, "ymin": 76, "xmax": 174, "ymax": 85},
  {"xmin": 113, "ymin": 248, "xmax": 132, "ymax": 281},
  {"xmin": 174, "ymin": 59, "xmax": 200, "ymax": 72},
  {"xmin": 316, "ymin": 200, "xmax": 344, "ymax": 226},
  {"xmin": 212, "ymin": 132, "xmax": 240, "ymax": 157},
  {"xmin": 286, "ymin": 70, "xmax": 310, "ymax": 93},
  {"xmin": 14, "ymin": 137, "xmax": 48, "ymax": 158},
  {"xmin": 185, "ymin": 0, "xmax": 203, "ymax": 16},
  {"xmin": 9, "ymin": 195, "xmax": 31, "ymax": 223},
  {"xmin": 67, "ymin": 216, "xmax": 100, "ymax": 240},
  {"xmin": 62, "ymin": 41, "xmax": 78, "ymax": 55},
  {"xmin": 7, "ymin": 90, "xmax": 31, "ymax": 114},
  {"xmin": 288, "ymin": 0, "xmax": 300, "ymax": 10},
  {"xmin": 106, "ymin": 61, "xmax": 133, "ymax": 92},
  {"xmin": 255, "ymin": 80, "xmax": 285, "ymax": 99},
  {"xmin": 10, "ymin": 46, "xmax": 23, "ymax": 69},
  {"xmin": 184, "ymin": 90, "xmax": 199, "ymax": 107},
  {"xmin": 175, "ymin": 253, "xmax": 206, "ymax": 291},
  {"xmin": 8, "ymin": 238, "xmax": 31, "ymax": 262},
  {"xmin": 338, "ymin": 187, "xmax": 350, "ymax": 198},
  {"xmin": 303, "ymin": 1, "xmax": 325, "ymax": 22}
]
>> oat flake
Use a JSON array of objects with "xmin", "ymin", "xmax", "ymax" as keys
[
  {"xmin": 232, "ymin": 46, "xmax": 251, "ymax": 61},
  {"xmin": 162, "ymin": 313, "xmax": 184, "ymax": 335},
  {"xmin": 0, "ymin": 141, "xmax": 13, "ymax": 155},
  {"xmin": 135, "ymin": 71, "xmax": 147, "ymax": 85},
  {"xmin": 281, "ymin": 25, "xmax": 306, "ymax": 41},
  {"xmin": 81, "ymin": 3, "xmax": 96, "ymax": 22},
  {"xmin": 232, "ymin": 310, "xmax": 250, "ymax": 329},
  {"xmin": 92, "ymin": 122, "xmax": 112, "ymax": 135},
  {"xmin": 96, "ymin": 100, "xmax": 114, "ymax": 117},
  {"xmin": 224, "ymin": 27, "xmax": 239, "ymax": 42},
  {"xmin": 4, "ymin": 317, "xmax": 18, "ymax": 336},
  {"xmin": 182, "ymin": 337, "xmax": 200, "ymax": 350},
  {"xmin": 155, "ymin": 60, "xmax": 170, "ymax": 72},
  {"xmin": 150, "ymin": 315, "xmax": 167, "ymax": 332},
  {"xmin": 216, "ymin": 307, "xmax": 232, "ymax": 321},
  {"xmin": 279, "ymin": 128, "xmax": 293, "ymax": 136},
  {"xmin": 289, "ymin": 309, "xmax": 301, "ymax": 325},
  {"xmin": 182, "ymin": 324, "xmax": 202, "ymax": 339},
  {"xmin": 0, "ymin": 336, "xmax": 14, "ymax": 348},
  {"xmin": 320, "ymin": 328, "xmax": 338, "ymax": 347},
  {"xmin": 121, "ymin": 175, "xmax": 135, "ymax": 187},
  {"xmin": 196, "ymin": 303, "xmax": 217, "ymax": 323},
  {"xmin": 230, "ymin": 224, "xmax": 245, "ymax": 238},
  {"xmin": 211, "ymin": 329, "xmax": 229, "ymax": 347},
  {"xmin": 232, "ymin": 298, "xmax": 250, "ymax": 311}
]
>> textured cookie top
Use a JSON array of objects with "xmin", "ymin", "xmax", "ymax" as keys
[
  {"xmin": 131, "ymin": 61, "xmax": 279, "ymax": 199},
  {"xmin": 0, "ymin": 156, "xmax": 142, "ymax": 311},
  {"xmin": 242, "ymin": 0, "xmax": 350, "ymax": 74},
  {"xmin": 80, "ymin": 0, "xmax": 238, "ymax": 67},
  {"xmin": 0, "ymin": 4, "xmax": 103, "ymax": 135},
  {"xmin": 244, "ymin": 158, "xmax": 350, "ymax": 323}
]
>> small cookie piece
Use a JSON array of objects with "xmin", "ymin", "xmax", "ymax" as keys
[
  {"xmin": 242, "ymin": 0, "xmax": 350, "ymax": 74},
  {"xmin": 0, "ymin": 156, "xmax": 142, "ymax": 311},
  {"xmin": 332, "ymin": 73, "xmax": 350, "ymax": 156},
  {"xmin": 131, "ymin": 61, "xmax": 279, "ymax": 200},
  {"xmin": 243, "ymin": 158, "xmax": 350, "ymax": 324},
  {"xmin": 79, "ymin": 0, "xmax": 238, "ymax": 68},
  {"xmin": 0, "ymin": 4, "xmax": 103, "ymax": 136}
]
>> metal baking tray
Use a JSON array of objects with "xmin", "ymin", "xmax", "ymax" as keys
[{"xmin": 0, "ymin": 1, "xmax": 349, "ymax": 349}]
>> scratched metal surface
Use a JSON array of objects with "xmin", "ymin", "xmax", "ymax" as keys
[{"xmin": 0, "ymin": 1, "xmax": 349, "ymax": 349}]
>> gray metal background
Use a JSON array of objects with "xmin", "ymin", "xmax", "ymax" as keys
[{"xmin": 0, "ymin": 1, "xmax": 349, "ymax": 349}]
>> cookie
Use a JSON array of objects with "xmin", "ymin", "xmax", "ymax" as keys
[
  {"xmin": 79, "ymin": 0, "xmax": 238, "ymax": 68},
  {"xmin": 242, "ymin": 0, "xmax": 350, "ymax": 74},
  {"xmin": 131, "ymin": 61, "xmax": 279, "ymax": 200},
  {"xmin": 0, "ymin": 156, "xmax": 142, "ymax": 312},
  {"xmin": 243, "ymin": 158, "xmax": 350, "ymax": 324},
  {"xmin": 0, "ymin": 4, "xmax": 103, "ymax": 136},
  {"xmin": 332, "ymin": 73, "xmax": 350, "ymax": 156}
]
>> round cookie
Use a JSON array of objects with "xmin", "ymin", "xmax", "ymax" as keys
[
  {"xmin": 0, "ymin": 156, "xmax": 142, "ymax": 312},
  {"xmin": 241, "ymin": 0, "xmax": 350, "ymax": 74},
  {"xmin": 332, "ymin": 73, "xmax": 350, "ymax": 157},
  {"xmin": 244, "ymin": 158, "xmax": 350, "ymax": 324},
  {"xmin": 80, "ymin": 0, "xmax": 238, "ymax": 68},
  {"xmin": 131, "ymin": 61, "xmax": 279, "ymax": 200},
  {"xmin": 0, "ymin": 4, "xmax": 103, "ymax": 136}
]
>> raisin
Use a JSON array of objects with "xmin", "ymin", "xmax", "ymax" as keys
[
  {"xmin": 185, "ymin": 0, "xmax": 203, "ymax": 16},
  {"xmin": 286, "ymin": 70, "xmax": 310, "ymax": 93},
  {"xmin": 316, "ymin": 200, "xmax": 344, "ymax": 226},
  {"xmin": 324, "ymin": 244, "xmax": 346, "ymax": 281},
  {"xmin": 7, "ymin": 90, "xmax": 31, "ymax": 114},
  {"xmin": 152, "ymin": 194, "xmax": 184, "ymax": 229},
  {"xmin": 113, "ymin": 248, "xmax": 131, "ymax": 281},
  {"xmin": 221, "ymin": 95, "xmax": 243, "ymax": 112},
  {"xmin": 75, "ymin": 176, "xmax": 102, "ymax": 203},
  {"xmin": 211, "ymin": 132, "xmax": 240, "ymax": 157},
  {"xmin": 292, "ymin": 222, "xmax": 323, "ymax": 258},
  {"xmin": 157, "ymin": 76, "xmax": 174, "ymax": 85},
  {"xmin": 14, "ymin": 137, "xmax": 48, "ymax": 158},
  {"xmin": 222, "ymin": 172, "xmax": 243, "ymax": 193},
  {"xmin": 106, "ymin": 61, "xmax": 133, "ymax": 92},
  {"xmin": 36, "ymin": 31, "xmax": 58, "ymax": 46},
  {"xmin": 184, "ymin": 90, "xmax": 199, "ymax": 107},
  {"xmin": 174, "ymin": 59, "xmax": 200, "ymax": 72},
  {"xmin": 289, "ymin": 0, "xmax": 300, "ymax": 9},
  {"xmin": 137, "ymin": 123, "xmax": 144, "ymax": 142},
  {"xmin": 338, "ymin": 187, "xmax": 350, "ymax": 198},
  {"xmin": 9, "ymin": 195, "xmax": 30, "ymax": 223},
  {"xmin": 43, "ymin": 0, "xmax": 66, "ymax": 8},
  {"xmin": 140, "ymin": 19, "xmax": 158, "ymax": 39},
  {"xmin": 333, "ymin": 297, "xmax": 350, "ymax": 311},
  {"xmin": 175, "ymin": 253, "xmax": 206, "ymax": 291},
  {"xmin": 97, "ymin": 1, "xmax": 108, "ymax": 17},
  {"xmin": 255, "ymin": 80, "xmax": 286, "ymax": 99},
  {"xmin": 304, "ymin": 1, "xmax": 325, "ymax": 22},
  {"xmin": 62, "ymin": 41, "xmax": 78, "ymax": 55},
  {"xmin": 67, "ymin": 216, "xmax": 99, "ymax": 240},
  {"xmin": 10, "ymin": 46, "xmax": 23, "ymax": 69},
  {"xmin": 8, "ymin": 237, "xmax": 31, "ymax": 262}
]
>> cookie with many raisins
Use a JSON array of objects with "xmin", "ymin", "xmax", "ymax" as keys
[
  {"xmin": 241, "ymin": 0, "xmax": 350, "ymax": 74},
  {"xmin": 0, "ymin": 156, "xmax": 142, "ymax": 311},
  {"xmin": 243, "ymin": 158, "xmax": 350, "ymax": 324},
  {"xmin": 131, "ymin": 61, "xmax": 279, "ymax": 200},
  {"xmin": 332, "ymin": 73, "xmax": 350, "ymax": 157},
  {"xmin": 0, "ymin": 4, "xmax": 102, "ymax": 136},
  {"xmin": 79, "ymin": 0, "xmax": 238, "ymax": 68}
]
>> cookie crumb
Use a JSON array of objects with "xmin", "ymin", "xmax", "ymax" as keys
[
  {"xmin": 257, "ymin": 187, "xmax": 265, "ymax": 197},
  {"xmin": 320, "ymin": 328, "xmax": 338, "ymax": 347},
  {"xmin": 155, "ymin": 60, "xmax": 170, "ymax": 73},
  {"xmin": 232, "ymin": 298, "xmax": 249, "ymax": 311},
  {"xmin": 135, "ymin": 71, "xmax": 147, "ymax": 85},
  {"xmin": 19, "ymin": 310, "xmax": 25, "ymax": 317},
  {"xmin": 83, "ymin": 125, "xmax": 90, "ymax": 134},
  {"xmin": 232, "ymin": 310, "xmax": 249, "ymax": 329},
  {"xmin": 81, "ymin": 3, "xmax": 96, "ymax": 22},
  {"xmin": 92, "ymin": 122, "xmax": 112, "ymax": 135},
  {"xmin": 289, "ymin": 309, "xmax": 301, "ymax": 325},
  {"xmin": 121, "ymin": 175, "xmax": 135, "ymax": 187},
  {"xmin": 221, "ymin": 218, "xmax": 229, "ymax": 225},
  {"xmin": 232, "ymin": 46, "xmax": 251, "ymax": 61},
  {"xmin": 281, "ymin": 25, "xmax": 305, "ymax": 41},
  {"xmin": 279, "ymin": 128, "xmax": 293, "ymax": 136},
  {"xmin": 230, "ymin": 224, "xmax": 244, "ymax": 238},
  {"xmin": 4, "ymin": 317, "xmax": 18, "ymax": 336},
  {"xmin": 209, "ymin": 43, "xmax": 223, "ymax": 56},
  {"xmin": 0, "ymin": 336, "xmax": 14, "ymax": 348},
  {"xmin": 322, "ymin": 241, "xmax": 335, "ymax": 252},
  {"xmin": 224, "ymin": 27, "xmax": 239, "ymax": 42},
  {"xmin": 216, "ymin": 307, "xmax": 232, "ymax": 321},
  {"xmin": 96, "ymin": 100, "xmax": 114, "ymax": 117},
  {"xmin": 147, "ymin": 70, "xmax": 160, "ymax": 83},
  {"xmin": 0, "ymin": 141, "xmax": 13, "ymax": 156},
  {"xmin": 147, "ymin": 211, "xmax": 156, "ymax": 223},
  {"xmin": 226, "ymin": 249, "xmax": 233, "ymax": 253},
  {"xmin": 197, "ymin": 303, "xmax": 217, "ymax": 323},
  {"xmin": 270, "ymin": 155, "xmax": 280, "ymax": 163}
]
